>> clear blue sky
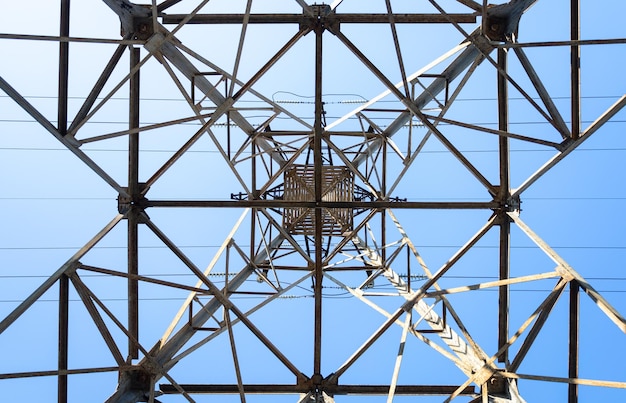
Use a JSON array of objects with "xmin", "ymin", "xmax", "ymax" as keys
[{"xmin": 1, "ymin": 1, "xmax": 625, "ymax": 402}]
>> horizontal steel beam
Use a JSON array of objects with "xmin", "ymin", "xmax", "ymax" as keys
[
  {"xmin": 161, "ymin": 13, "xmax": 477, "ymax": 25},
  {"xmin": 159, "ymin": 384, "xmax": 476, "ymax": 395},
  {"xmin": 146, "ymin": 200, "xmax": 498, "ymax": 209}
]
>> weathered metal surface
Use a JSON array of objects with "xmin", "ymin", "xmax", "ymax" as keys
[{"xmin": 1, "ymin": 0, "xmax": 624, "ymax": 402}]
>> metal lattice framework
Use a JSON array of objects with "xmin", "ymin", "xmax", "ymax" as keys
[{"xmin": 1, "ymin": 0, "xmax": 625, "ymax": 402}]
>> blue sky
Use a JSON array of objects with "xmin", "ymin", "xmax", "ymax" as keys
[{"xmin": 1, "ymin": 0, "xmax": 625, "ymax": 402}]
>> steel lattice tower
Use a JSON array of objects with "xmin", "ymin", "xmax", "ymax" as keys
[{"xmin": 1, "ymin": 1, "xmax": 625, "ymax": 402}]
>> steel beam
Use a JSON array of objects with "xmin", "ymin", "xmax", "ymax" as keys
[
  {"xmin": 568, "ymin": 280, "xmax": 580, "ymax": 403},
  {"xmin": 58, "ymin": 275, "xmax": 69, "ymax": 403},
  {"xmin": 159, "ymin": 384, "xmax": 477, "ymax": 395},
  {"xmin": 128, "ymin": 46, "xmax": 140, "ymax": 360},
  {"xmin": 497, "ymin": 47, "xmax": 510, "ymax": 364},
  {"xmin": 146, "ymin": 200, "xmax": 499, "ymax": 209},
  {"xmin": 161, "ymin": 13, "xmax": 477, "ymax": 25},
  {"xmin": 571, "ymin": 0, "xmax": 581, "ymax": 139},
  {"xmin": 57, "ymin": 2, "xmax": 71, "ymax": 400},
  {"xmin": 313, "ymin": 21, "xmax": 324, "ymax": 381}
]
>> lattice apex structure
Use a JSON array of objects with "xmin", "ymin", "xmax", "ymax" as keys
[{"xmin": 1, "ymin": 0, "xmax": 625, "ymax": 403}]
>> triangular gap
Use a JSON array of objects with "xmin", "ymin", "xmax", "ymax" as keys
[
  {"xmin": 253, "ymin": 208, "xmax": 314, "ymax": 271},
  {"xmin": 0, "ymin": 284, "xmax": 121, "ymax": 400},
  {"xmin": 0, "ymin": 286, "xmax": 67, "ymax": 374},
  {"xmin": 0, "ymin": 41, "xmax": 63, "ymax": 126},
  {"xmin": 143, "ymin": 126, "xmax": 251, "ymax": 200},
  {"xmin": 577, "ymin": 291, "xmax": 626, "ymax": 401},
  {"xmin": 510, "ymin": 213, "xmax": 626, "ymax": 334},
  {"xmin": 66, "ymin": 273, "xmax": 129, "ymax": 367},
  {"xmin": 167, "ymin": 299, "xmax": 305, "ymax": 387},
  {"xmin": 389, "ymin": 121, "xmax": 496, "ymax": 202},
  {"xmin": 579, "ymin": 45, "xmax": 626, "ymax": 132},
  {"xmin": 505, "ymin": 279, "xmax": 572, "ymax": 401},
  {"xmin": 500, "ymin": 47, "xmax": 570, "ymax": 142}
]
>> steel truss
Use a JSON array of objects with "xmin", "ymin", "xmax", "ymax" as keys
[{"xmin": 1, "ymin": 0, "xmax": 625, "ymax": 402}]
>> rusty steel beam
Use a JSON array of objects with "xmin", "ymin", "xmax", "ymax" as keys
[
  {"xmin": 497, "ymin": 47, "xmax": 510, "ymax": 364},
  {"xmin": 161, "ymin": 13, "xmax": 477, "ymax": 25},
  {"xmin": 58, "ymin": 275, "xmax": 69, "ymax": 403},
  {"xmin": 313, "ymin": 21, "xmax": 324, "ymax": 381},
  {"xmin": 128, "ymin": 46, "xmax": 140, "ymax": 360},
  {"xmin": 571, "ymin": 0, "xmax": 581, "ymax": 139},
  {"xmin": 569, "ymin": 280, "xmax": 580, "ymax": 403},
  {"xmin": 146, "ymin": 200, "xmax": 499, "ymax": 209},
  {"xmin": 57, "ymin": 1, "xmax": 71, "ymax": 400},
  {"xmin": 159, "ymin": 383, "xmax": 477, "ymax": 395}
]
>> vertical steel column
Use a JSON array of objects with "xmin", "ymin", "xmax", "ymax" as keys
[
  {"xmin": 128, "ymin": 46, "xmax": 141, "ymax": 360},
  {"xmin": 58, "ymin": 1, "xmax": 70, "ymax": 400},
  {"xmin": 58, "ymin": 0, "xmax": 70, "ymax": 136},
  {"xmin": 58, "ymin": 276, "xmax": 69, "ymax": 403},
  {"xmin": 497, "ymin": 47, "xmax": 510, "ymax": 364},
  {"xmin": 313, "ymin": 20, "xmax": 324, "ymax": 383},
  {"xmin": 568, "ymin": 280, "xmax": 580, "ymax": 402},
  {"xmin": 571, "ymin": 0, "xmax": 581, "ymax": 139}
]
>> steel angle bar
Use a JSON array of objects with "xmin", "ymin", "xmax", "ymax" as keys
[
  {"xmin": 571, "ymin": 0, "xmax": 581, "ymax": 140},
  {"xmin": 223, "ymin": 309, "xmax": 246, "ymax": 403},
  {"xmin": 418, "ymin": 113, "xmax": 562, "ymax": 148},
  {"xmin": 79, "ymin": 112, "xmax": 213, "ymax": 144},
  {"xmin": 58, "ymin": 4, "xmax": 71, "ymax": 401},
  {"xmin": 569, "ymin": 280, "xmax": 579, "ymax": 403},
  {"xmin": 499, "ymin": 372, "xmax": 626, "ymax": 390},
  {"xmin": 79, "ymin": 265, "xmax": 208, "ymax": 294},
  {"xmin": 0, "ymin": 32, "xmax": 142, "ymax": 45},
  {"xmin": 509, "ymin": 213, "xmax": 626, "ymax": 333},
  {"xmin": 0, "ymin": 214, "xmax": 124, "ymax": 334},
  {"xmin": 384, "ymin": 0, "xmax": 410, "ymax": 99},
  {"xmin": 228, "ymin": 0, "xmax": 253, "ymax": 97},
  {"xmin": 387, "ymin": 312, "xmax": 412, "ymax": 403},
  {"xmin": 497, "ymin": 38, "xmax": 626, "ymax": 49},
  {"xmin": 0, "ymin": 366, "xmax": 127, "ymax": 380},
  {"xmin": 424, "ymin": 272, "xmax": 560, "ymax": 298},
  {"xmin": 161, "ymin": 13, "xmax": 478, "ymax": 25}
]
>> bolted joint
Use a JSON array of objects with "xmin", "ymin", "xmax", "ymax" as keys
[
  {"xmin": 115, "ymin": 367, "xmax": 154, "ymax": 399},
  {"xmin": 300, "ymin": 4, "xmax": 339, "ymax": 32},
  {"xmin": 482, "ymin": 0, "xmax": 535, "ymax": 43},
  {"xmin": 486, "ymin": 372, "xmax": 507, "ymax": 395},
  {"xmin": 505, "ymin": 194, "xmax": 521, "ymax": 214},
  {"xmin": 118, "ymin": 184, "xmax": 150, "ymax": 215}
]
